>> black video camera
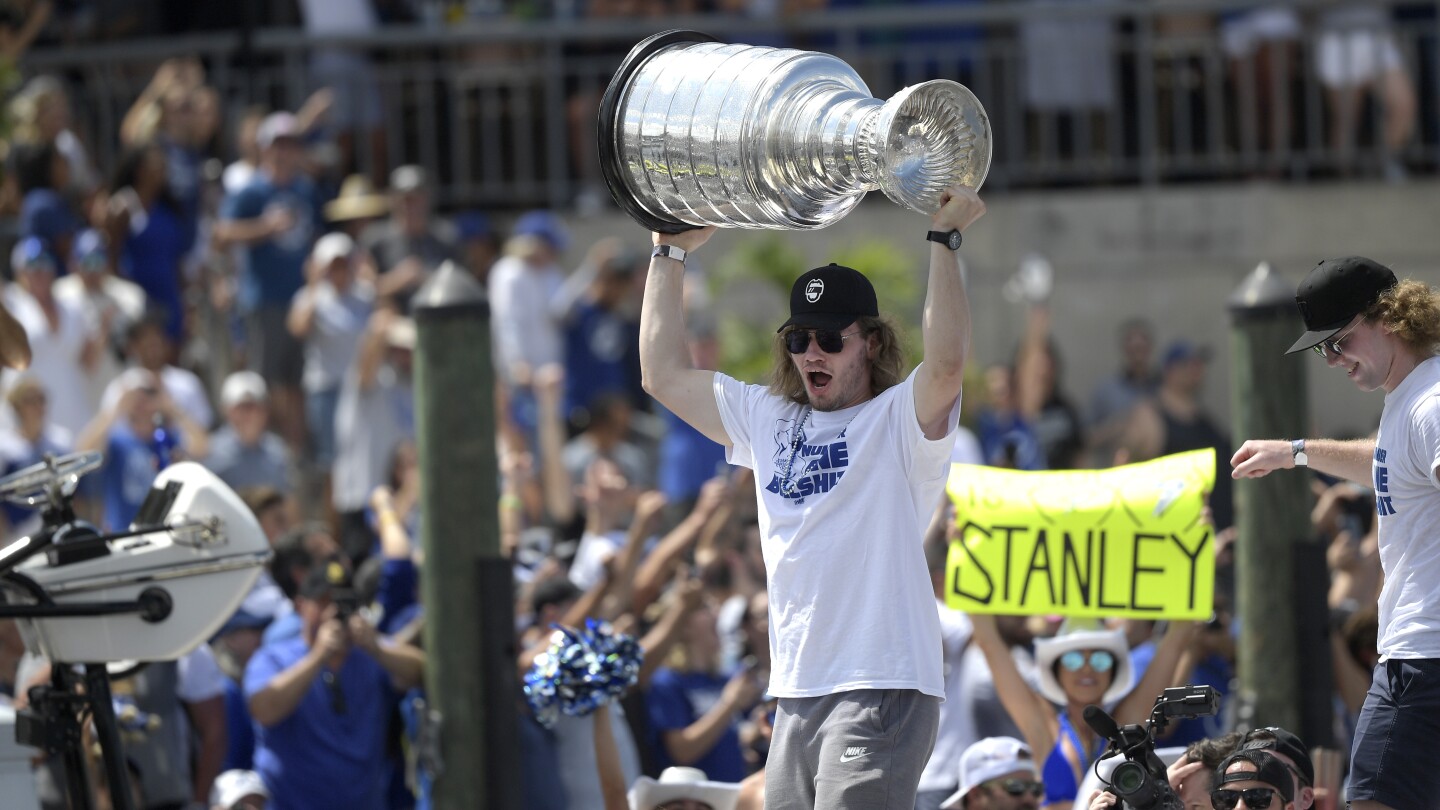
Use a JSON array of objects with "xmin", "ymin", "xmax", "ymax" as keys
[{"xmin": 1086, "ymin": 684, "xmax": 1220, "ymax": 810}]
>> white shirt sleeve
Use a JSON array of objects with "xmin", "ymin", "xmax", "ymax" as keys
[{"xmin": 176, "ymin": 644, "xmax": 227, "ymax": 703}]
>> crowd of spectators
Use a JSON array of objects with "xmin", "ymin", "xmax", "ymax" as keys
[{"xmin": 0, "ymin": 4, "xmax": 1405, "ymax": 810}]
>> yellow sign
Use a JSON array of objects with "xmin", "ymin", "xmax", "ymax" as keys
[{"xmin": 943, "ymin": 450, "xmax": 1216, "ymax": 620}]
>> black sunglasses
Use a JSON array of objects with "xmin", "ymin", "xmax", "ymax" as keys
[
  {"xmin": 1211, "ymin": 787, "xmax": 1279, "ymax": 810},
  {"xmin": 987, "ymin": 778, "xmax": 1044, "ymax": 798},
  {"xmin": 1312, "ymin": 318, "xmax": 1362, "ymax": 359},
  {"xmin": 784, "ymin": 328, "xmax": 860, "ymax": 355}
]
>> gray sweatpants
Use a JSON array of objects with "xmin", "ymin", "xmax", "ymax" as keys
[{"xmin": 765, "ymin": 689, "xmax": 941, "ymax": 810}]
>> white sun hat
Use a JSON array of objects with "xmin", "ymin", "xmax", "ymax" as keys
[
  {"xmin": 1033, "ymin": 617, "xmax": 1133, "ymax": 706},
  {"xmin": 628, "ymin": 766, "xmax": 740, "ymax": 810}
]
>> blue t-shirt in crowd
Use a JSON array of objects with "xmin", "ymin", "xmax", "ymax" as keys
[
  {"xmin": 262, "ymin": 611, "xmax": 303, "ymax": 646},
  {"xmin": 122, "ymin": 201, "xmax": 192, "ymax": 342},
  {"xmin": 562, "ymin": 301, "xmax": 638, "ymax": 423},
  {"xmin": 976, "ymin": 410, "xmax": 1047, "ymax": 471},
  {"xmin": 221, "ymin": 676, "xmax": 255, "ymax": 772},
  {"xmin": 646, "ymin": 668, "xmax": 748, "ymax": 783},
  {"xmin": 659, "ymin": 407, "xmax": 729, "ymax": 503},
  {"xmin": 244, "ymin": 636, "xmax": 397, "ymax": 810},
  {"xmin": 221, "ymin": 174, "xmax": 321, "ymax": 311},
  {"xmin": 100, "ymin": 422, "xmax": 167, "ymax": 532}
]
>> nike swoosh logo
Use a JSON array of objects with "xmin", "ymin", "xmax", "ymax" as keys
[{"xmin": 839, "ymin": 751, "xmax": 871, "ymax": 763}]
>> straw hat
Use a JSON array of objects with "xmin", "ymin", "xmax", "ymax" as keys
[
  {"xmin": 324, "ymin": 174, "xmax": 390, "ymax": 223},
  {"xmin": 1033, "ymin": 617, "xmax": 1133, "ymax": 706}
]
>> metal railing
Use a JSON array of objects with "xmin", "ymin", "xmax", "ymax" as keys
[{"xmin": 21, "ymin": 0, "xmax": 1440, "ymax": 209}]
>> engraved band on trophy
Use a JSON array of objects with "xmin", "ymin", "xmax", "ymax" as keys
[{"xmin": 597, "ymin": 30, "xmax": 992, "ymax": 233}]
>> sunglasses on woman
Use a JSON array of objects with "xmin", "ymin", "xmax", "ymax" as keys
[
  {"xmin": 985, "ymin": 777, "xmax": 1045, "ymax": 798},
  {"xmin": 1059, "ymin": 650, "xmax": 1115, "ymax": 673},
  {"xmin": 1210, "ymin": 787, "xmax": 1280, "ymax": 809},
  {"xmin": 783, "ymin": 328, "xmax": 860, "ymax": 355}
]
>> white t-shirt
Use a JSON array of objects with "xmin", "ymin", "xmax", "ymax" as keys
[
  {"xmin": 713, "ymin": 367, "xmax": 960, "ymax": 699},
  {"xmin": 487, "ymin": 256, "xmax": 564, "ymax": 385},
  {"xmin": 1374, "ymin": 356, "xmax": 1440, "ymax": 659},
  {"xmin": 919, "ymin": 601, "xmax": 974, "ymax": 792},
  {"xmin": 4, "ymin": 285, "xmax": 97, "ymax": 438}
]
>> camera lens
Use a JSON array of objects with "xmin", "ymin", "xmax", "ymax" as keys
[{"xmin": 1111, "ymin": 761, "xmax": 1147, "ymax": 794}]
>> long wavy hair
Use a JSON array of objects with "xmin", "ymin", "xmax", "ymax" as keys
[
  {"xmin": 767, "ymin": 315, "xmax": 906, "ymax": 405},
  {"xmin": 1366, "ymin": 279, "xmax": 1440, "ymax": 355}
]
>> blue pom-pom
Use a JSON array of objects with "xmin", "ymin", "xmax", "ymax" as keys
[{"xmin": 523, "ymin": 619, "xmax": 643, "ymax": 728}]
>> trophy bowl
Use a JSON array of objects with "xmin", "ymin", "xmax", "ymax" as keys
[{"xmin": 598, "ymin": 30, "xmax": 991, "ymax": 232}]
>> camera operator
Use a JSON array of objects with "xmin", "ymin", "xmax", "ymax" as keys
[
  {"xmin": 244, "ymin": 555, "xmax": 424, "ymax": 810},
  {"xmin": 1086, "ymin": 748, "xmax": 1297, "ymax": 810}
]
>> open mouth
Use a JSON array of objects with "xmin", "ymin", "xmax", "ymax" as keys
[{"xmin": 807, "ymin": 371, "xmax": 833, "ymax": 392}]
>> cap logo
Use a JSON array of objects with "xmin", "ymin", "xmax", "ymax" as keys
[{"xmin": 806, "ymin": 279, "xmax": 825, "ymax": 303}]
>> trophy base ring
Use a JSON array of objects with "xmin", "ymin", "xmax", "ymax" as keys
[{"xmin": 597, "ymin": 29, "xmax": 717, "ymax": 235}]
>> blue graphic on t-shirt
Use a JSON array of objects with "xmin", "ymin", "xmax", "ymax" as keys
[
  {"xmin": 1375, "ymin": 446, "xmax": 1396, "ymax": 516},
  {"xmin": 765, "ymin": 417, "xmax": 851, "ymax": 504}
]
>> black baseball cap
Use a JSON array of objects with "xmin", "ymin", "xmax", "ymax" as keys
[
  {"xmin": 300, "ymin": 556, "xmax": 354, "ymax": 600},
  {"xmin": 1240, "ymin": 726, "xmax": 1314, "ymax": 786},
  {"xmin": 1286, "ymin": 256, "xmax": 1397, "ymax": 355},
  {"xmin": 1215, "ymin": 750, "xmax": 1295, "ymax": 803},
  {"xmin": 778, "ymin": 263, "xmax": 879, "ymax": 333}
]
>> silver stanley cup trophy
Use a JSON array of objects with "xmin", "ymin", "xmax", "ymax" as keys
[{"xmin": 598, "ymin": 30, "xmax": 992, "ymax": 232}]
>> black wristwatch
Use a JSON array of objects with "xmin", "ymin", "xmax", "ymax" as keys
[{"xmin": 926, "ymin": 229, "xmax": 962, "ymax": 251}]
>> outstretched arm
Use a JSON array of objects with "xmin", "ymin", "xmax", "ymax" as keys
[
  {"xmin": 969, "ymin": 613, "xmax": 1058, "ymax": 761},
  {"xmin": 641, "ymin": 226, "xmax": 730, "ymax": 445},
  {"xmin": 1231, "ymin": 438, "xmax": 1374, "ymax": 487},
  {"xmin": 914, "ymin": 186, "xmax": 987, "ymax": 439}
]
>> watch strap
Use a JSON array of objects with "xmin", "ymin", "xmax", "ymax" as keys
[
  {"xmin": 651, "ymin": 244, "xmax": 688, "ymax": 264},
  {"xmin": 926, "ymin": 229, "xmax": 962, "ymax": 250}
]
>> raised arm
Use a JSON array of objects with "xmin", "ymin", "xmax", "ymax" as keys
[
  {"xmin": 641, "ymin": 226, "xmax": 729, "ymax": 445},
  {"xmin": 914, "ymin": 186, "xmax": 986, "ymax": 439},
  {"xmin": 1231, "ymin": 438, "xmax": 1375, "ymax": 487},
  {"xmin": 1113, "ymin": 620, "xmax": 1198, "ymax": 725},
  {"xmin": 969, "ymin": 612, "xmax": 1057, "ymax": 760}
]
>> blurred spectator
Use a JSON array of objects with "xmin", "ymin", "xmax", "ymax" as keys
[
  {"xmin": 288, "ymin": 232, "xmax": 375, "ymax": 477},
  {"xmin": 976, "ymin": 364, "xmax": 1044, "ymax": 470},
  {"xmin": 937, "ymin": 736, "xmax": 1043, "ymax": 810},
  {"xmin": 555, "ymin": 238, "xmax": 645, "ymax": 429},
  {"xmin": 214, "ymin": 610, "xmax": 272, "ymax": 774},
  {"xmin": 564, "ymin": 393, "xmax": 652, "ymax": 492},
  {"xmin": 77, "ymin": 367, "xmax": 210, "ymax": 531},
  {"xmin": 917, "ymin": 512, "xmax": 976, "ymax": 810},
  {"xmin": 360, "ymin": 164, "xmax": 459, "ymax": 310},
  {"xmin": 54, "ymin": 229, "xmax": 146, "ymax": 406},
  {"xmin": 627, "ymin": 765, "xmax": 744, "ymax": 810},
  {"xmin": 1019, "ymin": 0, "xmax": 1116, "ymax": 164},
  {"xmin": 646, "ymin": 599, "xmax": 760, "ymax": 782},
  {"xmin": 223, "ymin": 106, "xmax": 269, "ymax": 196},
  {"xmin": 489, "ymin": 209, "xmax": 568, "ymax": 389},
  {"xmin": 121, "ymin": 58, "xmax": 207, "ymax": 229},
  {"xmin": 8, "ymin": 74, "xmax": 99, "ymax": 198},
  {"xmin": 0, "ymin": 1, "xmax": 52, "ymax": 69},
  {"xmin": 322, "ymin": 174, "xmax": 389, "ymax": 237},
  {"xmin": 205, "ymin": 370, "xmax": 294, "ymax": 493},
  {"xmin": 1086, "ymin": 318, "xmax": 1157, "ymax": 466},
  {"xmin": 105, "ymin": 142, "xmax": 194, "ymax": 344},
  {"xmin": 1219, "ymin": 5, "xmax": 1301, "ymax": 172},
  {"xmin": 216, "ymin": 111, "xmax": 322, "ymax": 453},
  {"xmin": 12, "ymin": 139, "xmax": 80, "ymax": 263},
  {"xmin": 120, "ymin": 644, "xmax": 228, "ymax": 809},
  {"xmin": 243, "ymin": 557, "xmax": 424, "ymax": 810},
  {"xmin": 1316, "ymin": 4, "xmax": 1417, "ymax": 182},
  {"xmin": 453, "ymin": 210, "xmax": 499, "ymax": 285},
  {"xmin": 210, "ymin": 768, "xmax": 269, "ymax": 810},
  {"xmin": 296, "ymin": 0, "xmax": 387, "ymax": 181},
  {"xmin": 331, "ymin": 310, "xmax": 415, "ymax": 563},
  {"xmin": 1124, "ymin": 340, "xmax": 1234, "ymax": 530},
  {"xmin": 4, "ymin": 236, "xmax": 100, "ymax": 437},
  {"xmin": 0, "ymin": 374, "xmax": 71, "ymax": 540},
  {"xmin": 658, "ymin": 316, "xmax": 729, "ymax": 508},
  {"xmin": 101, "ymin": 313, "xmax": 214, "ymax": 428}
]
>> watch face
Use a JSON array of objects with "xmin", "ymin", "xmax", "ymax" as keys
[{"xmin": 947, "ymin": 231, "xmax": 962, "ymax": 250}]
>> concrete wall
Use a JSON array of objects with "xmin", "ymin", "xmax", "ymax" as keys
[{"xmin": 560, "ymin": 179, "xmax": 1440, "ymax": 442}]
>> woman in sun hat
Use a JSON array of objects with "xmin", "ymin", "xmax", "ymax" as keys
[{"xmin": 969, "ymin": 614, "xmax": 1197, "ymax": 808}]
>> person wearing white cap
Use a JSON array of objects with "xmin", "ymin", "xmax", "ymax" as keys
[
  {"xmin": 204, "ymin": 370, "xmax": 293, "ymax": 493},
  {"xmin": 939, "ymin": 737, "xmax": 1044, "ymax": 810},
  {"xmin": 210, "ymin": 768, "xmax": 268, "ymax": 809},
  {"xmin": 968, "ymin": 615, "xmax": 1196, "ymax": 808}
]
